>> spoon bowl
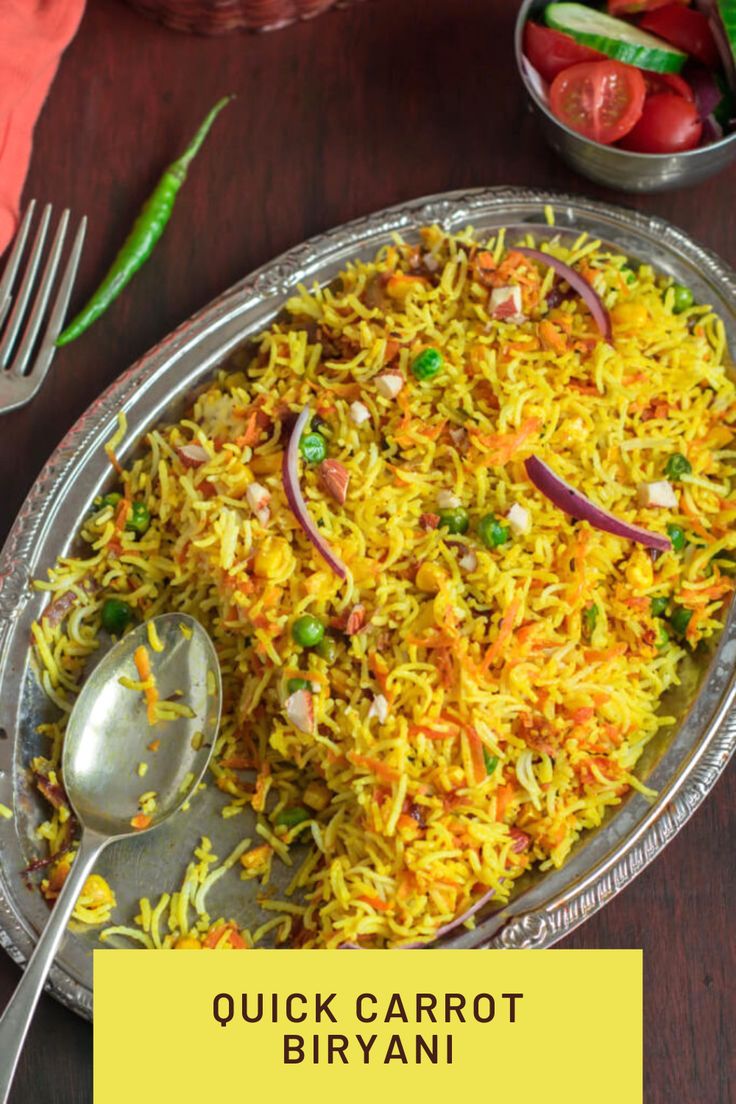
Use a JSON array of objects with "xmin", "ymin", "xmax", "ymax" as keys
[
  {"xmin": 0, "ymin": 613, "xmax": 221, "ymax": 1104},
  {"xmin": 63, "ymin": 612, "xmax": 221, "ymax": 836}
]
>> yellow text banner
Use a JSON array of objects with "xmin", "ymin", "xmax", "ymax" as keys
[{"xmin": 95, "ymin": 948, "xmax": 641, "ymax": 1103}]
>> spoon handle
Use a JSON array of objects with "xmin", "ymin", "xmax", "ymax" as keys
[{"xmin": 0, "ymin": 829, "xmax": 107, "ymax": 1104}]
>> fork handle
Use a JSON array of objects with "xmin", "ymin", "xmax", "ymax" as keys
[{"xmin": 0, "ymin": 829, "xmax": 107, "ymax": 1104}]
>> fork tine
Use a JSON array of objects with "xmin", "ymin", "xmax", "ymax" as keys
[
  {"xmin": 0, "ymin": 203, "xmax": 52, "ymax": 369},
  {"xmin": 0, "ymin": 199, "xmax": 37, "ymax": 331},
  {"xmin": 9, "ymin": 210, "xmax": 71, "ymax": 378},
  {"xmin": 26, "ymin": 215, "xmax": 87, "ymax": 388}
]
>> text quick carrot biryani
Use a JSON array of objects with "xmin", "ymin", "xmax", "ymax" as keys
[{"xmin": 29, "ymin": 221, "xmax": 736, "ymax": 948}]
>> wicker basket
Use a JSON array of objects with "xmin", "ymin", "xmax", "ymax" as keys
[{"xmin": 124, "ymin": 0, "xmax": 348, "ymax": 33}]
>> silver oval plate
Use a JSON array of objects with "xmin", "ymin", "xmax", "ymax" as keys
[{"xmin": 1, "ymin": 187, "xmax": 735, "ymax": 1020}]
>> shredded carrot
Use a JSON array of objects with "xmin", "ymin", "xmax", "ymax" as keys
[
  {"xmin": 480, "ymin": 596, "xmax": 521, "ymax": 672},
  {"xmin": 350, "ymin": 753, "xmax": 401, "ymax": 782},
  {"xmin": 471, "ymin": 418, "xmax": 542, "ymax": 467},
  {"xmin": 465, "ymin": 725, "xmax": 487, "ymax": 786},
  {"xmin": 409, "ymin": 723, "xmax": 460, "ymax": 741},
  {"xmin": 134, "ymin": 645, "xmax": 158, "ymax": 724},
  {"xmin": 114, "ymin": 498, "xmax": 131, "ymax": 531},
  {"xmin": 583, "ymin": 643, "xmax": 627, "ymax": 663},
  {"xmin": 358, "ymin": 894, "xmax": 391, "ymax": 912},
  {"xmin": 539, "ymin": 320, "xmax": 567, "ymax": 354},
  {"xmin": 495, "ymin": 783, "xmax": 516, "ymax": 821},
  {"xmin": 147, "ymin": 739, "xmax": 160, "ymax": 752},
  {"xmin": 130, "ymin": 814, "xmax": 151, "ymax": 830}
]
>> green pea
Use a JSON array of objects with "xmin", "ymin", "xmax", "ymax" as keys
[
  {"xmin": 672, "ymin": 285, "xmax": 694, "ymax": 314},
  {"xmin": 411, "ymin": 347, "xmax": 443, "ymax": 381},
  {"xmin": 125, "ymin": 501, "xmax": 151, "ymax": 535},
  {"xmin": 299, "ymin": 432, "xmax": 327, "ymax": 464},
  {"xmin": 669, "ymin": 606, "xmax": 692, "ymax": 637},
  {"xmin": 98, "ymin": 492, "xmax": 122, "ymax": 510},
  {"xmin": 622, "ymin": 267, "xmax": 636, "ymax": 285},
  {"xmin": 101, "ymin": 598, "xmax": 133, "ymax": 636},
  {"xmin": 292, "ymin": 614, "xmax": 325, "ymax": 648},
  {"xmin": 438, "ymin": 506, "xmax": 470, "ymax": 534},
  {"xmin": 274, "ymin": 806, "xmax": 310, "ymax": 829},
  {"xmin": 650, "ymin": 596, "xmax": 668, "ymax": 618},
  {"xmin": 664, "ymin": 452, "xmax": 692, "ymax": 480},
  {"xmin": 655, "ymin": 623, "xmax": 669, "ymax": 649},
  {"xmin": 315, "ymin": 635, "xmax": 338, "ymax": 663},
  {"xmin": 286, "ymin": 677, "xmax": 312, "ymax": 694},
  {"xmin": 478, "ymin": 513, "xmax": 509, "ymax": 549},
  {"xmin": 583, "ymin": 604, "xmax": 598, "ymax": 637},
  {"xmin": 667, "ymin": 524, "xmax": 687, "ymax": 552},
  {"xmin": 483, "ymin": 750, "xmax": 499, "ymax": 776}
]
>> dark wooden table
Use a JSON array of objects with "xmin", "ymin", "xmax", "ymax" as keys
[{"xmin": 1, "ymin": 0, "xmax": 734, "ymax": 1099}]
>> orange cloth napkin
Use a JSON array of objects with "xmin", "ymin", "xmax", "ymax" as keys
[{"xmin": 0, "ymin": 1, "xmax": 85, "ymax": 254}]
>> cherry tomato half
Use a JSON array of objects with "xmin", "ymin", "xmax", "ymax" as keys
[
  {"xmin": 644, "ymin": 71, "xmax": 694, "ymax": 101},
  {"xmin": 550, "ymin": 60, "xmax": 647, "ymax": 145},
  {"xmin": 618, "ymin": 92, "xmax": 703, "ymax": 152},
  {"xmin": 523, "ymin": 23, "xmax": 606, "ymax": 84},
  {"xmin": 640, "ymin": 5, "xmax": 720, "ymax": 69}
]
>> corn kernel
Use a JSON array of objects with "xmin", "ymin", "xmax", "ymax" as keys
[
  {"xmin": 612, "ymin": 302, "xmax": 648, "ymax": 329},
  {"xmin": 416, "ymin": 561, "xmax": 448, "ymax": 594},
  {"xmin": 625, "ymin": 552, "xmax": 654, "ymax": 592},
  {"xmin": 254, "ymin": 536, "xmax": 295, "ymax": 580},
  {"xmin": 303, "ymin": 781, "xmax": 331, "ymax": 812},
  {"xmin": 82, "ymin": 874, "xmax": 115, "ymax": 908}
]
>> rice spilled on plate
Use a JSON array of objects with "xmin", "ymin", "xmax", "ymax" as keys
[{"xmin": 29, "ymin": 219, "xmax": 736, "ymax": 948}]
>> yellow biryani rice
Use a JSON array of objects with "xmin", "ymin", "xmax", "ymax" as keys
[{"xmin": 28, "ymin": 220, "xmax": 736, "ymax": 948}]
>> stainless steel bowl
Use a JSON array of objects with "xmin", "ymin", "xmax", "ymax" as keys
[{"xmin": 515, "ymin": 0, "xmax": 736, "ymax": 192}]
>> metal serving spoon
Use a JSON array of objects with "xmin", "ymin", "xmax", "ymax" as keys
[{"xmin": 0, "ymin": 613, "xmax": 222, "ymax": 1104}]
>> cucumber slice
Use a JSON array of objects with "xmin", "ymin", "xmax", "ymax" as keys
[
  {"xmin": 545, "ymin": 3, "xmax": 687, "ymax": 73},
  {"xmin": 717, "ymin": 0, "xmax": 736, "ymax": 64}
]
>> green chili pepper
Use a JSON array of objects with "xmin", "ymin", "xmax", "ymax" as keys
[
  {"xmin": 56, "ymin": 96, "xmax": 233, "ymax": 346},
  {"xmin": 671, "ymin": 285, "xmax": 694, "ymax": 314},
  {"xmin": 125, "ymin": 501, "xmax": 151, "ymax": 535},
  {"xmin": 478, "ymin": 513, "xmax": 509, "ymax": 549},
  {"xmin": 438, "ymin": 506, "xmax": 470, "ymax": 534},
  {"xmin": 299, "ymin": 432, "xmax": 327, "ymax": 464},
  {"xmin": 292, "ymin": 614, "xmax": 325, "ymax": 648},
  {"xmin": 664, "ymin": 452, "xmax": 692, "ymax": 480},
  {"xmin": 650, "ymin": 596, "xmax": 668, "ymax": 618},
  {"xmin": 101, "ymin": 598, "xmax": 133, "ymax": 635},
  {"xmin": 286, "ymin": 677, "xmax": 312, "ymax": 694},
  {"xmin": 622, "ymin": 267, "xmax": 636, "ymax": 285},
  {"xmin": 315, "ymin": 635, "xmax": 338, "ymax": 663},
  {"xmin": 483, "ymin": 750, "xmax": 499, "ymax": 776},
  {"xmin": 655, "ymin": 623, "xmax": 670, "ymax": 649},
  {"xmin": 669, "ymin": 606, "xmax": 692, "ymax": 637},
  {"xmin": 411, "ymin": 348, "xmax": 443, "ymax": 381},
  {"xmin": 667, "ymin": 524, "xmax": 687, "ymax": 552},
  {"xmin": 274, "ymin": 806, "xmax": 310, "ymax": 829}
]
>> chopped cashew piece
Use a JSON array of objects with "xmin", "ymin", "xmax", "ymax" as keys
[
  {"xmin": 489, "ymin": 285, "xmax": 524, "ymax": 322},
  {"xmin": 637, "ymin": 481, "xmax": 678, "ymax": 509},
  {"xmin": 375, "ymin": 373, "xmax": 404, "ymax": 400},
  {"xmin": 246, "ymin": 481, "xmax": 271, "ymax": 525},
  {"xmin": 458, "ymin": 549, "xmax": 478, "ymax": 572},
  {"xmin": 349, "ymin": 400, "xmax": 371, "ymax": 425},
  {"xmin": 507, "ymin": 502, "xmax": 531, "ymax": 536},
  {"xmin": 437, "ymin": 490, "xmax": 461, "ymax": 509},
  {"xmin": 285, "ymin": 689, "xmax": 314, "ymax": 734},
  {"xmin": 368, "ymin": 694, "xmax": 389, "ymax": 723}
]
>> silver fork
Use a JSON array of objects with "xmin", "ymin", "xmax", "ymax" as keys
[{"xmin": 0, "ymin": 200, "xmax": 86, "ymax": 415}]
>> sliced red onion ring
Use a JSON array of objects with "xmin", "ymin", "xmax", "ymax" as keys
[
  {"xmin": 525, "ymin": 455, "xmax": 671, "ymax": 553},
  {"xmin": 282, "ymin": 405, "xmax": 347, "ymax": 579},
  {"xmin": 684, "ymin": 62, "xmax": 722, "ymax": 120},
  {"xmin": 515, "ymin": 246, "xmax": 612, "ymax": 343}
]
